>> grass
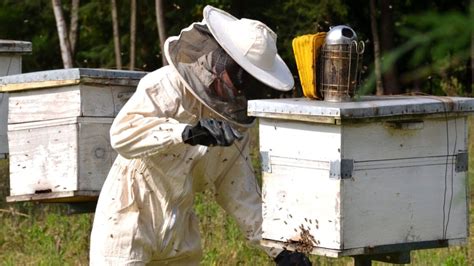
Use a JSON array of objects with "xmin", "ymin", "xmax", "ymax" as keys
[{"xmin": 0, "ymin": 124, "xmax": 473, "ymax": 265}]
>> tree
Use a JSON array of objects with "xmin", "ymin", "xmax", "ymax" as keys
[
  {"xmin": 111, "ymin": 0, "xmax": 122, "ymax": 69},
  {"xmin": 155, "ymin": 0, "xmax": 168, "ymax": 66},
  {"xmin": 369, "ymin": 0, "xmax": 383, "ymax": 95},
  {"xmin": 52, "ymin": 0, "xmax": 73, "ymax": 68},
  {"xmin": 129, "ymin": 0, "xmax": 136, "ymax": 70},
  {"xmin": 69, "ymin": 0, "xmax": 80, "ymax": 56},
  {"xmin": 380, "ymin": 0, "xmax": 400, "ymax": 94}
]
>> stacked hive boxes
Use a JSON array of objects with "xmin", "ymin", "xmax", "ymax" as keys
[
  {"xmin": 0, "ymin": 40, "xmax": 32, "ymax": 159},
  {"xmin": 0, "ymin": 68, "xmax": 146, "ymax": 202}
]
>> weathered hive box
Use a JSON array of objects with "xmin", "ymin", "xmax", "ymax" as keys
[
  {"xmin": 248, "ymin": 96, "xmax": 473, "ymax": 257},
  {"xmin": 0, "ymin": 40, "xmax": 32, "ymax": 158},
  {"xmin": 0, "ymin": 40, "xmax": 31, "ymax": 76},
  {"xmin": 0, "ymin": 68, "xmax": 146, "ymax": 202}
]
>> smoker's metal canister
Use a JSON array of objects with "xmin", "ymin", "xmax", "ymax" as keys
[{"xmin": 320, "ymin": 25, "xmax": 364, "ymax": 102}]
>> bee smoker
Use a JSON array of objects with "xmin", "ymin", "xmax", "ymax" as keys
[{"xmin": 320, "ymin": 25, "xmax": 365, "ymax": 102}]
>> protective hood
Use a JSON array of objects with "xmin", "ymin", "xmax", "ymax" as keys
[{"xmin": 165, "ymin": 22, "xmax": 256, "ymax": 126}]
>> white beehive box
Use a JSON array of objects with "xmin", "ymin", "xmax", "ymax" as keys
[
  {"xmin": 248, "ymin": 96, "xmax": 473, "ymax": 257},
  {"xmin": 0, "ymin": 68, "xmax": 146, "ymax": 202},
  {"xmin": 0, "ymin": 40, "xmax": 32, "ymax": 158}
]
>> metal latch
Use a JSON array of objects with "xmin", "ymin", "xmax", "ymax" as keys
[
  {"xmin": 330, "ymin": 159, "xmax": 354, "ymax": 179},
  {"xmin": 455, "ymin": 151, "xmax": 468, "ymax": 172}
]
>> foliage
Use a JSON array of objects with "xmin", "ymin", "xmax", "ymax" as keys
[
  {"xmin": 0, "ymin": 0, "xmax": 471, "ymax": 96},
  {"xmin": 263, "ymin": 0, "xmax": 349, "ymax": 73},
  {"xmin": 0, "ymin": 0, "xmax": 62, "ymax": 71},
  {"xmin": 359, "ymin": 4, "xmax": 472, "ymax": 96}
]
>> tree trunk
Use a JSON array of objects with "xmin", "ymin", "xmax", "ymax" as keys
[
  {"xmin": 111, "ymin": 0, "xmax": 122, "ymax": 69},
  {"xmin": 69, "ymin": 0, "xmax": 80, "ymax": 56},
  {"xmin": 129, "ymin": 0, "xmax": 136, "ymax": 70},
  {"xmin": 469, "ymin": 14, "xmax": 473, "ymax": 96},
  {"xmin": 380, "ymin": 0, "xmax": 400, "ymax": 94},
  {"xmin": 369, "ymin": 0, "xmax": 384, "ymax": 95},
  {"xmin": 52, "ymin": 0, "xmax": 73, "ymax": 68},
  {"xmin": 155, "ymin": 0, "xmax": 168, "ymax": 66}
]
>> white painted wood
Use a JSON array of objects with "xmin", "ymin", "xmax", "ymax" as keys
[
  {"xmin": 0, "ymin": 43, "xmax": 28, "ymax": 155},
  {"xmin": 260, "ymin": 118, "xmax": 344, "ymax": 249},
  {"xmin": 339, "ymin": 116, "xmax": 469, "ymax": 249},
  {"xmin": 255, "ymin": 97, "xmax": 471, "ymax": 257},
  {"xmin": 0, "ymin": 68, "xmax": 145, "ymax": 92},
  {"xmin": 8, "ymin": 85, "xmax": 82, "ymax": 123},
  {"xmin": 342, "ymin": 117, "xmax": 467, "ymax": 161},
  {"xmin": 78, "ymin": 120, "xmax": 117, "ymax": 191},
  {"xmin": 9, "ymin": 120, "xmax": 78, "ymax": 196},
  {"xmin": 343, "ymin": 162, "xmax": 468, "ymax": 249},
  {"xmin": 6, "ymin": 190, "xmax": 100, "ymax": 203},
  {"xmin": 0, "ymin": 93, "xmax": 7, "ymax": 155},
  {"xmin": 0, "ymin": 55, "xmax": 22, "ymax": 76},
  {"xmin": 249, "ymin": 96, "xmax": 474, "ymax": 122},
  {"xmin": 262, "ymin": 165, "xmax": 343, "ymax": 249},
  {"xmin": 261, "ymin": 238, "xmax": 468, "ymax": 258},
  {"xmin": 8, "ymin": 117, "xmax": 114, "ymax": 198},
  {"xmin": 259, "ymin": 118, "xmax": 342, "ymax": 163},
  {"xmin": 0, "ymin": 40, "xmax": 32, "ymax": 53},
  {"xmin": 8, "ymin": 84, "xmax": 135, "ymax": 123}
]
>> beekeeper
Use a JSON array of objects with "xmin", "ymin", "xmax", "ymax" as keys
[{"xmin": 90, "ymin": 5, "xmax": 311, "ymax": 265}]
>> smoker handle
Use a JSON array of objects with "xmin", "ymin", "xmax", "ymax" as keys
[{"xmin": 384, "ymin": 120, "xmax": 424, "ymax": 130}]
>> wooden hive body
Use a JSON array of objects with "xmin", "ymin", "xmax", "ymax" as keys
[
  {"xmin": 248, "ymin": 96, "xmax": 473, "ymax": 257},
  {"xmin": 0, "ymin": 68, "xmax": 146, "ymax": 202}
]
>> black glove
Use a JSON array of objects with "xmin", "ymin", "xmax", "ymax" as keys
[
  {"xmin": 182, "ymin": 118, "xmax": 243, "ymax": 146},
  {"xmin": 274, "ymin": 250, "xmax": 312, "ymax": 266}
]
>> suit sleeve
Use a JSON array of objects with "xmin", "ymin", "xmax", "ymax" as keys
[{"xmin": 110, "ymin": 68, "xmax": 191, "ymax": 159}]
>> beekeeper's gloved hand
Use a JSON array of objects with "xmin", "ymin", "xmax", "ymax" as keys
[
  {"xmin": 182, "ymin": 118, "xmax": 243, "ymax": 146},
  {"xmin": 274, "ymin": 250, "xmax": 312, "ymax": 266}
]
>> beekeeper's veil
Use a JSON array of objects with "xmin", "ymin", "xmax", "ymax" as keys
[{"xmin": 164, "ymin": 5, "xmax": 294, "ymax": 127}]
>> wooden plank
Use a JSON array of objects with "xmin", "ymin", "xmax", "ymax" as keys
[
  {"xmin": 8, "ymin": 117, "xmax": 114, "ymax": 201},
  {"xmin": 78, "ymin": 120, "xmax": 116, "ymax": 191},
  {"xmin": 0, "ymin": 93, "xmax": 7, "ymax": 154},
  {"xmin": 0, "ymin": 68, "xmax": 144, "ymax": 92},
  {"xmin": 259, "ymin": 118, "xmax": 342, "ymax": 163},
  {"xmin": 8, "ymin": 85, "xmax": 82, "ymax": 123},
  {"xmin": 261, "ymin": 238, "xmax": 467, "ymax": 258},
  {"xmin": 342, "ymin": 163, "xmax": 468, "ymax": 249},
  {"xmin": 81, "ymin": 84, "xmax": 134, "ymax": 117},
  {"xmin": 6, "ymin": 191, "xmax": 99, "ymax": 203},
  {"xmin": 8, "ymin": 122, "xmax": 79, "ymax": 196},
  {"xmin": 8, "ymin": 116, "xmax": 113, "ymax": 130},
  {"xmin": 262, "ymin": 165, "xmax": 343, "ymax": 250},
  {"xmin": 7, "ymin": 84, "xmax": 136, "ymax": 123},
  {"xmin": 342, "ymin": 117, "xmax": 467, "ymax": 161},
  {"xmin": 0, "ymin": 79, "xmax": 79, "ymax": 92},
  {"xmin": 248, "ymin": 96, "xmax": 474, "ymax": 121},
  {"xmin": 260, "ymin": 118, "xmax": 344, "ymax": 250},
  {"xmin": 0, "ymin": 55, "xmax": 22, "ymax": 77},
  {"xmin": 0, "ymin": 40, "xmax": 32, "ymax": 53}
]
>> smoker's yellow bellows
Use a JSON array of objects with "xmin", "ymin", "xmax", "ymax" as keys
[{"xmin": 292, "ymin": 32, "xmax": 326, "ymax": 99}]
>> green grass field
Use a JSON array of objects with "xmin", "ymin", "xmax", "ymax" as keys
[{"xmin": 0, "ymin": 124, "xmax": 473, "ymax": 265}]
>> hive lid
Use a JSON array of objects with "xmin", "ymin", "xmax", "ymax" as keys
[
  {"xmin": 0, "ymin": 40, "xmax": 32, "ymax": 53},
  {"xmin": 0, "ymin": 68, "xmax": 147, "ymax": 92},
  {"xmin": 248, "ymin": 96, "xmax": 474, "ymax": 122}
]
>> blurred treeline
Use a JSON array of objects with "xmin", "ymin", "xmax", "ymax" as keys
[{"xmin": 0, "ymin": 0, "xmax": 472, "ymax": 96}]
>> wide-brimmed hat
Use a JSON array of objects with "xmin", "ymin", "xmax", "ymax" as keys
[{"xmin": 203, "ymin": 5, "xmax": 294, "ymax": 91}]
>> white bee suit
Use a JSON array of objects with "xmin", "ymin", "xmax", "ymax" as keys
[{"xmin": 89, "ymin": 66, "xmax": 278, "ymax": 265}]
